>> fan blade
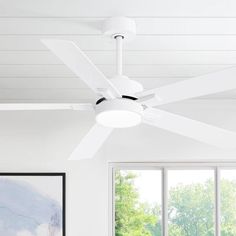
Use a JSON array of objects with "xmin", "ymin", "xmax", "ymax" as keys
[
  {"xmin": 41, "ymin": 39, "xmax": 121, "ymax": 99},
  {"xmin": 143, "ymin": 108, "xmax": 236, "ymax": 148},
  {"xmin": 0, "ymin": 103, "xmax": 94, "ymax": 111},
  {"xmin": 69, "ymin": 124, "xmax": 113, "ymax": 160},
  {"xmin": 138, "ymin": 67, "xmax": 236, "ymax": 107}
]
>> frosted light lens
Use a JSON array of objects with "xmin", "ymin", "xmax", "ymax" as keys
[{"xmin": 96, "ymin": 110, "xmax": 142, "ymax": 128}]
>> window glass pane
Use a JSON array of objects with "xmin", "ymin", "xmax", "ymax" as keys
[
  {"xmin": 115, "ymin": 170, "xmax": 162, "ymax": 236},
  {"xmin": 220, "ymin": 170, "xmax": 236, "ymax": 236},
  {"xmin": 168, "ymin": 170, "xmax": 214, "ymax": 236}
]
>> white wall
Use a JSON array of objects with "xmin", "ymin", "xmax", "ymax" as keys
[{"xmin": 0, "ymin": 100, "xmax": 236, "ymax": 236}]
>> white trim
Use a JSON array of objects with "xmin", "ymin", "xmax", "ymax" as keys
[{"xmin": 111, "ymin": 162, "xmax": 236, "ymax": 168}]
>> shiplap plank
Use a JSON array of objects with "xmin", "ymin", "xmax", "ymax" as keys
[
  {"xmin": 0, "ymin": 18, "xmax": 102, "ymax": 35},
  {"xmin": 0, "ymin": 64, "xmax": 230, "ymax": 78},
  {"xmin": 0, "ymin": 85, "xmax": 234, "ymax": 101},
  {"xmin": 0, "ymin": 77, "xmax": 87, "ymax": 88},
  {"xmin": 136, "ymin": 18, "xmax": 236, "ymax": 35},
  {"xmin": 3, "ymin": 35, "xmax": 236, "ymax": 51},
  {"xmin": 2, "ymin": 51, "xmax": 236, "ymax": 65},
  {"xmin": 2, "ymin": 18, "xmax": 236, "ymax": 35},
  {"xmin": 2, "ymin": 0, "xmax": 236, "ymax": 17},
  {"xmin": 0, "ymin": 88, "xmax": 95, "ymax": 100},
  {"xmin": 0, "ymin": 77, "xmax": 184, "ymax": 89},
  {"xmin": 0, "ymin": 78, "xmax": 234, "ymax": 100}
]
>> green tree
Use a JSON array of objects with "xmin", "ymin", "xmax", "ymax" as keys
[
  {"xmin": 115, "ymin": 171, "xmax": 158, "ymax": 236},
  {"xmin": 220, "ymin": 179, "xmax": 236, "ymax": 236},
  {"xmin": 168, "ymin": 179, "xmax": 236, "ymax": 236},
  {"xmin": 168, "ymin": 180, "xmax": 215, "ymax": 236}
]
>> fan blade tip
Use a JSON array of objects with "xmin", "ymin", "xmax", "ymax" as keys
[
  {"xmin": 41, "ymin": 39, "xmax": 55, "ymax": 48},
  {"xmin": 69, "ymin": 149, "xmax": 94, "ymax": 160},
  {"xmin": 68, "ymin": 154, "xmax": 92, "ymax": 161},
  {"xmin": 41, "ymin": 39, "xmax": 72, "ymax": 47},
  {"xmin": 41, "ymin": 39, "xmax": 52, "ymax": 44}
]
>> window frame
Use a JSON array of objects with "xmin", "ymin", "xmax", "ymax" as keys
[{"xmin": 109, "ymin": 162, "xmax": 236, "ymax": 236}]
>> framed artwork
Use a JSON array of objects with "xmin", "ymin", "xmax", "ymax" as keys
[{"xmin": 0, "ymin": 173, "xmax": 65, "ymax": 236}]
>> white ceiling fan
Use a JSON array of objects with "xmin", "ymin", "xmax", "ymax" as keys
[{"xmin": 4, "ymin": 17, "xmax": 236, "ymax": 159}]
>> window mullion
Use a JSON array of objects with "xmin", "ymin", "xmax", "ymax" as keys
[
  {"xmin": 110, "ymin": 167, "xmax": 115, "ymax": 236},
  {"xmin": 162, "ymin": 168, "xmax": 168, "ymax": 236},
  {"xmin": 215, "ymin": 167, "xmax": 221, "ymax": 236}
]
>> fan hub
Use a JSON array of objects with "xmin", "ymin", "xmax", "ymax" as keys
[{"xmin": 95, "ymin": 98, "xmax": 143, "ymax": 128}]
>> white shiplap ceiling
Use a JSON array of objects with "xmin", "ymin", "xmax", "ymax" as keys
[{"xmin": 1, "ymin": 0, "xmax": 236, "ymax": 102}]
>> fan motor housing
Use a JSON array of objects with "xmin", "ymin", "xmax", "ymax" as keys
[{"xmin": 95, "ymin": 98, "xmax": 143, "ymax": 128}]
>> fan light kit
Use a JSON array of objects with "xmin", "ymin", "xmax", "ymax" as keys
[
  {"xmin": 95, "ymin": 98, "xmax": 143, "ymax": 128},
  {"xmin": 1, "ymin": 16, "xmax": 236, "ymax": 159}
]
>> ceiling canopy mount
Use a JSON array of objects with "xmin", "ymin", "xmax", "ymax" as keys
[{"xmin": 102, "ymin": 16, "xmax": 136, "ymax": 41}]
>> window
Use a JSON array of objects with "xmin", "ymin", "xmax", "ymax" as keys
[
  {"xmin": 114, "ymin": 170, "xmax": 162, "ymax": 236},
  {"xmin": 168, "ymin": 170, "xmax": 214, "ymax": 236},
  {"xmin": 110, "ymin": 163, "xmax": 236, "ymax": 236}
]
